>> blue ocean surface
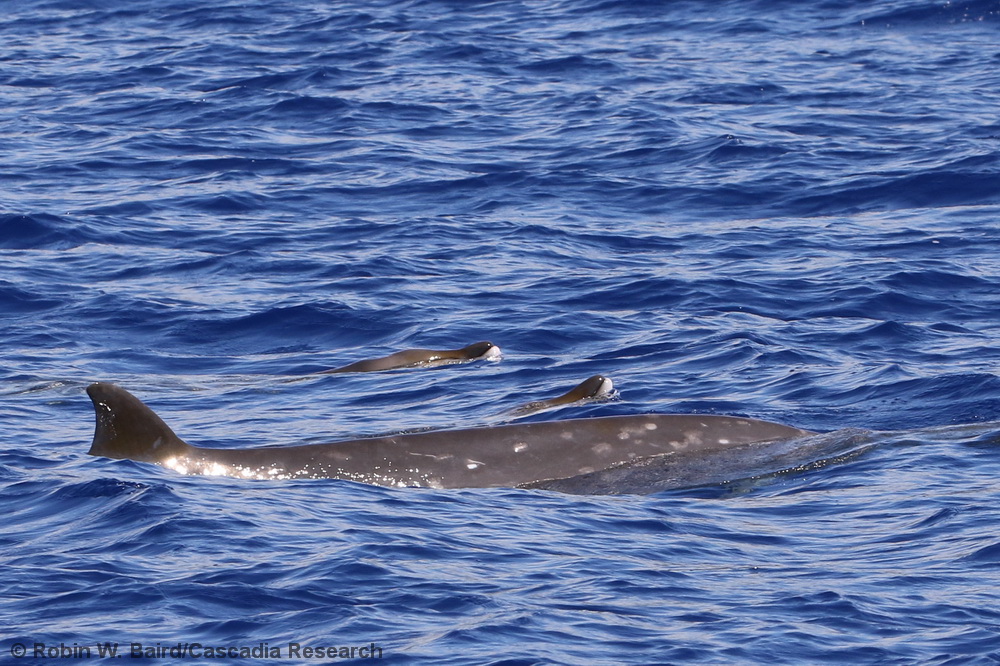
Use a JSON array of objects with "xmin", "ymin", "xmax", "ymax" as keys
[{"xmin": 3, "ymin": 0, "xmax": 1000, "ymax": 663}]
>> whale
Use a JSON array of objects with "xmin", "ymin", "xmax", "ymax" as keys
[
  {"xmin": 321, "ymin": 341, "xmax": 500, "ymax": 374},
  {"xmin": 509, "ymin": 374, "xmax": 615, "ymax": 417},
  {"xmin": 85, "ymin": 382, "xmax": 815, "ymax": 491}
]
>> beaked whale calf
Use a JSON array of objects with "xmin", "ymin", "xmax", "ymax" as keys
[
  {"xmin": 321, "ymin": 341, "xmax": 501, "ymax": 374},
  {"xmin": 508, "ymin": 374, "xmax": 615, "ymax": 418},
  {"xmin": 85, "ymin": 382, "xmax": 815, "ymax": 492}
]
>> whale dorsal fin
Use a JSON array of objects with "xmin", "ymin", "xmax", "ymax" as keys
[{"xmin": 86, "ymin": 382, "xmax": 191, "ymax": 462}]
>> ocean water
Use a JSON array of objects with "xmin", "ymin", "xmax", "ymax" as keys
[{"xmin": 2, "ymin": 0, "xmax": 1000, "ymax": 663}]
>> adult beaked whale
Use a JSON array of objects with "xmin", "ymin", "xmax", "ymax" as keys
[
  {"xmin": 85, "ymin": 382, "xmax": 814, "ymax": 491},
  {"xmin": 321, "ymin": 341, "xmax": 500, "ymax": 374}
]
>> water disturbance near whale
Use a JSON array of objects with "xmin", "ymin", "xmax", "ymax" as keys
[{"xmin": 85, "ymin": 382, "xmax": 826, "ymax": 493}]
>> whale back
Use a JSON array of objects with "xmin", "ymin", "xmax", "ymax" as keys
[{"xmin": 84, "ymin": 382, "xmax": 815, "ymax": 490}]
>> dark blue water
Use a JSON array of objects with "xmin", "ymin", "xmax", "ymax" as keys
[{"xmin": 3, "ymin": 0, "xmax": 1000, "ymax": 663}]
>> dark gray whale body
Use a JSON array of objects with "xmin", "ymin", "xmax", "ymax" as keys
[
  {"xmin": 509, "ymin": 374, "xmax": 615, "ymax": 417},
  {"xmin": 86, "ymin": 383, "xmax": 816, "ymax": 493},
  {"xmin": 321, "ymin": 341, "xmax": 500, "ymax": 374}
]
